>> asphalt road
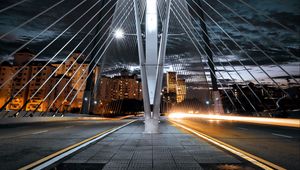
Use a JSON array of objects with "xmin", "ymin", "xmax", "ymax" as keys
[
  {"xmin": 0, "ymin": 119, "xmax": 133, "ymax": 170},
  {"xmin": 171, "ymin": 118, "xmax": 300, "ymax": 170}
]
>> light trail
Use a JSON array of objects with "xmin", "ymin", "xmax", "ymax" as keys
[{"xmin": 168, "ymin": 113, "xmax": 300, "ymax": 128}]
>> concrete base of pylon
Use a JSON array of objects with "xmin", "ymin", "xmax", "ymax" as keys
[
  {"xmin": 144, "ymin": 118, "xmax": 159, "ymax": 133},
  {"xmin": 212, "ymin": 91, "xmax": 224, "ymax": 114}
]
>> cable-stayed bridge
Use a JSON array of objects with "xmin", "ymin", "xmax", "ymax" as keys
[{"xmin": 0, "ymin": 0, "xmax": 299, "ymax": 169}]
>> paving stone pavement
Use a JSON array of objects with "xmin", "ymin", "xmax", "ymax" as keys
[{"xmin": 61, "ymin": 120, "xmax": 243, "ymax": 170}]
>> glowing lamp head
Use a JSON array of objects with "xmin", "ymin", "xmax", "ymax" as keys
[
  {"xmin": 206, "ymin": 101, "xmax": 210, "ymax": 105},
  {"xmin": 114, "ymin": 29, "xmax": 124, "ymax": 39}
]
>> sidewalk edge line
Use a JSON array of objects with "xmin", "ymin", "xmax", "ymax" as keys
[{"xmin": 19, "ymin": 120, "xmax": 136, "ymax": 170}]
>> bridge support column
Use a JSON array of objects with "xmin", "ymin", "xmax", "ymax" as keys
[
  {"xmin": 153, "ymin": 0, "xmax": 171, "ymax": 121},
  {"xmin": 193, "ymin": 0, "xmax": 224, "ymax": 114},
  {"xmin": 144, "ymin": 0, "xmax": 159, "ymax": 133},
  {"xmin": 133, "ymin": 0, "xmax": 153, "ymax": 132},
  {"xmin": 134, "ymin": 0, "xmax": 170, "ymax": 133}
]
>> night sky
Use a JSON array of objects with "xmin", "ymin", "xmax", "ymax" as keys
[{"xmin": 0, "ymin": 0, "xmax": 299, "ymax": 85}]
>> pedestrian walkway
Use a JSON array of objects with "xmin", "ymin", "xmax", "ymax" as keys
[{"xmin": 57, "ymin": 120, "xmax": 255, "ymax": 170}]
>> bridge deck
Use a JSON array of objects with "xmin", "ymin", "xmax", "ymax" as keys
[{"xmin": 57, "ymin": 120, "xmax": 257, "ymax": 170}]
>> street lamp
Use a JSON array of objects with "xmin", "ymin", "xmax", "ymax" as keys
[
  {"xmin": 114, "ymin": 29, "xmax": 124, "ymax": 39},
  {"xmin": 206, "ymin": 100, "xmax": 210, "ymax": 113}
]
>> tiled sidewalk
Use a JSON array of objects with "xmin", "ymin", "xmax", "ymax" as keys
[{"xmin": 60, "ymin": 120, "xmax": 243, "ymax": 170}]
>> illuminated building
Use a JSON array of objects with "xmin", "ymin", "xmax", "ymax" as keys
[
  {"xmin": 0, "ymin": 50, "xmax": 100, "ymax": 112},
  {"xmin": 24, "ymin": 62, "xmax": 56, "ymax": 112},
  {"xmin": 96, "ymin": 73, "xmax": 142, "ymax": 114},
  {"xmin": 52, "ymin": 51, "xmax": 100, "ymax": 110},
  {"xmin": 99, "ymin": 74, "xmax": 142, "ymax": 103},
  {"xmin": 0, "ymin": 61, "xmax": 56, "ymax": 111},
  {"xmin": 48, "ymin": 75, "xmax": 75, "ymax": 112},
  {"xmin": 176, "ymin": 78, "xmax": 186, "ymax": 103},
  {"xmin": 0, "ymin": 50, "xmax": 59, "ymax": 111},
  {"xmin": 167, "ymin": 72, "xmax": 177, "ymax": 93},
  {"xmin": 0, "ymin": 62, "xmax": 14, "ymax": 109},
  {"xmin": 166, "ymin": 72, "xmax": 186, "ymax": 103}
]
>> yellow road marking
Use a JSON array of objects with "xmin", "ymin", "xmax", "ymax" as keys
[
  {"xmin": 19, "ymin": 120, "xmax": 136, "ymax": 170},
  {"xmin": 170, "ymin": 120, "xmax": 286, "ymax": 170}
]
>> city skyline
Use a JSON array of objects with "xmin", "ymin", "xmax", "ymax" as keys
[
  {"xmin": 0, "ymin": 1, "xmax": 299, "ymax": 169},
  {"xmin": 0, "ymin": 49, "xmax": 187, "ymax": 114}
]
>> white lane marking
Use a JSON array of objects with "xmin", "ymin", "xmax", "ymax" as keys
[
  {"xmin": 65, "ymin": 126, "xmax": 74, "ymax": 128},
  {"xmin": 20, "ymin": 120, "xmax": 136, "ymax": 170},
  {"xmin": 31, "ymin": 130, "xmax": 48, "ymax": 135},
  {"xmin": 272, "ymin": 133, "xmax": 293, "ymax": 139},
  {"xmin": 237, "ymin": 127, "xmax": 248, "ymax": 130}
]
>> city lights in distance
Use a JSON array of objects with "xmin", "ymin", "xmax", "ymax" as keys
[{"xmin": 114, "ymin": 29, "xmax": 124, "ymax": 39}]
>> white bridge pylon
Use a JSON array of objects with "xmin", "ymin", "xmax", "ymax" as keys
[{"xmin": 133, "ymin": 0, "xmax": 171, "ymax": 133}]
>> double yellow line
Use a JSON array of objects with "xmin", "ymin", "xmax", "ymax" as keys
[
  {"xmin": 19, "ymin": 120, "xmax": 136, "ymax": 170},
  {"xmin": 170, "ymin": 120, "xmax": 286, "ymax": 170}
]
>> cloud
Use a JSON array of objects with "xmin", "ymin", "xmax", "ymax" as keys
[{"xmin": 0, "ymin": 0, "xmax": 299, "ymax": 85}]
